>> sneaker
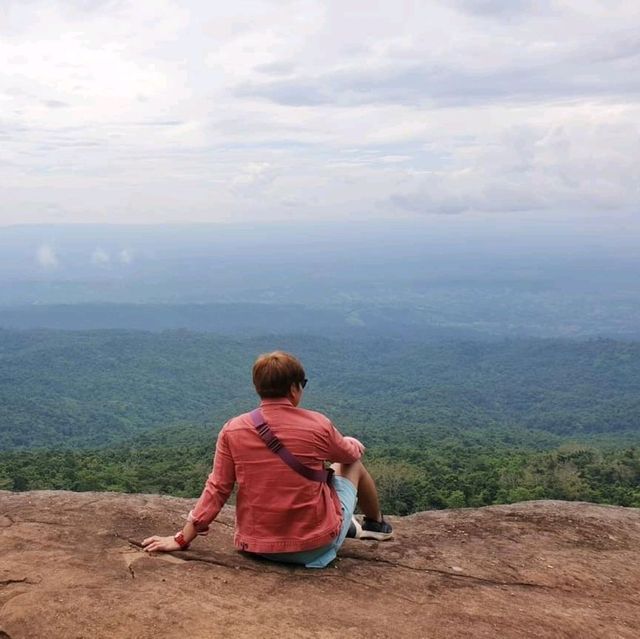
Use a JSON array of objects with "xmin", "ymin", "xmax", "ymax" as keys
[
  {"xmin": 346, "ymin": 516, "xmax": 363, "ymax": 539},
  {"xmin": 360, "ymin": 515, "xmax": 394, "ymax": 541}
]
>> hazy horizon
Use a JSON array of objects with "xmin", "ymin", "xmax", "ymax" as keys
[{"xmin": 0, "ymin": 221, "xmax": 638, "ymax": 340}]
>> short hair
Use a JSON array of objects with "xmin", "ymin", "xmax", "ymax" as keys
[{"xmin": 252, "ymin": 351, "xmax": 306, "ymax": 399}]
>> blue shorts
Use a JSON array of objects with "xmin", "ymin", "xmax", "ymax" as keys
[{"xmin": 258, "ymin": 476, "xmax": 358, "ymax": 569}]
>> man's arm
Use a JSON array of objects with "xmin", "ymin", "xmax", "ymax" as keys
[
  {"xmin": 324, "ymin": 420, "xmax": 365, "ymax": 464},
  {"xmin": 142, "ymin": 427, "xmax": 235, "ymax": 553},
  {"xmin": 187, "ymin": 426, "xmax": 236, "ymax": 528}
]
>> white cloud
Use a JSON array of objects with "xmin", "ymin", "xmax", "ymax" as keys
[
  {"xmin": 36, "ymin": 243, "xmax": 58, "ymax": 268},
  {"xmin": 390, "ymin": 108, "xmax": 640, "ymax": 215},
  {"xmin": 118, "ymin": 249, "xmax": 133, "ymax": 264},
  {"xmin": 232, "ymin": 162, "xmax": 277, "ymax": 197},
  {"xmin": 0, "ymin": 0, "xmax": 638, "ymax": 225},
  {"xmin": 91, "ymin": 247, "xmax": 110, "ymax": 265}
]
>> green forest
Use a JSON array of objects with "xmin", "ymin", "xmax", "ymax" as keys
[
  {"xmin": 1, "ymin": 329, "xmax": 639, "ymax": 514},
  {"xmin": 2, "ymin": 440, "xmax": 640, "ymax": 513}
]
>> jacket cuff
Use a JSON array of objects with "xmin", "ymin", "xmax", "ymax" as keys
[{"xmin": 187, "ymin": 510, "xmax": 210, "ymax": 536}]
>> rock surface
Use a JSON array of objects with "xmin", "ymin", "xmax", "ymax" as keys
[{"xmin": 1, "ymin": 490, "xmax": 639, "ymax": 638}]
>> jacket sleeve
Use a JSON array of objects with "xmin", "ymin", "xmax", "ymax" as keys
[
  {"xmin": 187, "ymin": 426, "xmax": 236, "ymax": 531},
  {"xmin": 324, "ymin": 420, "xmax": 363, "ymax": 464}
]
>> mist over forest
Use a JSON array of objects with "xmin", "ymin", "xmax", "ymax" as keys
[{"xmin": 1, "ymin": 222, "xmax": 638, "ymax": 339}]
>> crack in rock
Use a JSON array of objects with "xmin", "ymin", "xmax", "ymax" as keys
[
  {"xmin": 122, "ymin": 544, "xmax": 424, "ymax": 603},
  {"xmin": 123, "ymin": 544, "xmax": 196, "ymax": 571},
  {"xmin": 181, "ymin": 554, "xmax": 289, "ymax": 576},
  {"xmin": 126, "ymin": 539, "xmax": 290, "ymax": 575},
  {"xmin": 11, "ymin": 519, "xmax": 76, "ymax": 528},
  {"xmin": 124, "ymin": 539, "xmax": 547, "ymax": 594},
  {"xmin": 319, "ymin": 572, "xmax": 425, "ymax": 604},
  {"xmin": 340, "ymin": 554, "xmax": 552, "ymax": 590},
  {"xmin": 0, "ymin": 578, "xmax": 32, "ymax": 587},
  {"xmin": 183, "ymin": 554, "xmax": 427, "ymax": 604},
  {"xmin": 61, "ymin": 499, "xmax": 105, "ymax": 513}
]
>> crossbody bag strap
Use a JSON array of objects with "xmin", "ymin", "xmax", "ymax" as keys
[{"xmin": 249, "ymin": 408, "xmax": 332, "ymax": 484}]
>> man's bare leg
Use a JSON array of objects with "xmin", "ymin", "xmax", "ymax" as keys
[{"xmin": 331, "ymin": 460, "xmax": 383, "ymax": 522}]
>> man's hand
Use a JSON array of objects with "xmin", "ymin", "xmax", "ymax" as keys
[
  {"xmin": 343, "ymin": 436, "xmax": 366, "ymax": 456},
  {"xmin": 142, "ymin": 535, "xmax": 181, "ymax": 553}
]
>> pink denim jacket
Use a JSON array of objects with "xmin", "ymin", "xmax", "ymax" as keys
[{"xmin": 188, "ymin": 398, "xmax": 362, "ymax": 554}]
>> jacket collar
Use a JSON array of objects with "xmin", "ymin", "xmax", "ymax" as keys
[{"xmin": 259, "ymin": 398, "xmax": 294, "ymax": 407}]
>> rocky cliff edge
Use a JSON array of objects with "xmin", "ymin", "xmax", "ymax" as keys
[{"xmin": 1, "ymin": 490, "xmax": 639, "ymax": 639}]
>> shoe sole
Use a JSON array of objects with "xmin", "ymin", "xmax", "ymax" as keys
[{"xmin": 358, "ymin": 529, "xmax": 394, "ymax": 541}]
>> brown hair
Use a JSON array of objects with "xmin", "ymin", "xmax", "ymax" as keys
[{"xmin": 252, "ymin": 351, "xmax": 306, "ymax": 399}]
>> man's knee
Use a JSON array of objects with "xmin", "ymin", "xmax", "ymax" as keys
[{"xmin": 331, "ymin": 460, "xmax": 364, "ymax": 483}]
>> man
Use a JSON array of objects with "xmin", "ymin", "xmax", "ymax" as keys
[{"xmin": 142, "ymin": 351, "xmax": 393, "ymax": 568}]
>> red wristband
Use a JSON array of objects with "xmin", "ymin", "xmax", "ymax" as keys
[{"xmin": 174, "ymin": 531, "xmax": 190, "ymax": 549}]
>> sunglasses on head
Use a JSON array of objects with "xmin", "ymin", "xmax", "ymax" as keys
[{"xmin": 300, "ymin": 378, "xmax": 308, "ymax": 389}]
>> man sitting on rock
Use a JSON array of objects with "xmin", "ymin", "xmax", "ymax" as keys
[{"xmin": 142, "ymin": 350, "xmax": 393, "ymax": 568}]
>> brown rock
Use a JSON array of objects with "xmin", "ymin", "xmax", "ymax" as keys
[{"xmin": 1, "ymin": 490, "xmax": 639, "ymax": 638}]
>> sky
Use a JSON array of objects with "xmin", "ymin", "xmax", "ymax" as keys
[{"xmin": 0, "ymin": 0, "xmax": 639, "ymax": 227}]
